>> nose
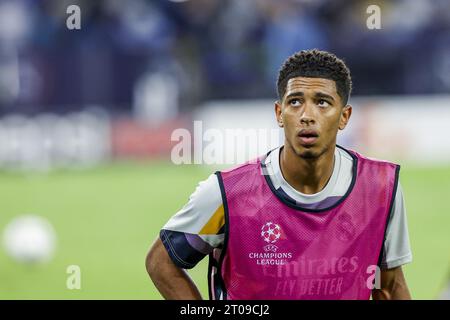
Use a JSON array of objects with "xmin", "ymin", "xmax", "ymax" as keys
[{"xmin": 300, "ymin": 102, "xmax": 316, "ymax": 125}]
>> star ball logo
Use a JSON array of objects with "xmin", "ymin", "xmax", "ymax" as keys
[{"xmin": 261, "ymin": 222, "xmax": 281, "ymax": 244}]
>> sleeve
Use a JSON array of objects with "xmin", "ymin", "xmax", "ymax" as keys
[
  {"xmin": 160, "ymin": 173, "xmax": 225, "ymax": 269},
  {"xmin": 380, "ymin": 181, "xmax": 413, "ymax": 270}
]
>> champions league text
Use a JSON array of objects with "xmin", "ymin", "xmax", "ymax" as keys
[{"xmin": 249, "ymin": 252, "xmax": 293, "ymax": 265}]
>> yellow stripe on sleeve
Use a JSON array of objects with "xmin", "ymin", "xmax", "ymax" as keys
[{"xmin": 199, "ymin": 205, "xmax": 225, "ymax": 235}]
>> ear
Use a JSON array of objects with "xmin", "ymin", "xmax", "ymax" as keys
[
  {"xmin": 339, "ymin": 105, "xmax": 352, "ymax": 130},
  {"xmin": 275, "ymin": 101, "xmax": 283, "ymax": 127}
]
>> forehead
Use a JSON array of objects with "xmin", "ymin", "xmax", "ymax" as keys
[{"xmin": 284, "ymin": 77, "xmax": 338, "ymax": 99}]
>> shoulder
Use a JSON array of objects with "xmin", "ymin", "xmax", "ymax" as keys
[
  {"xmin": 163, "ymin": 173, "xmax": 224, "ymax": 235},
  {"xmin": 347, "ymin": 147, "xmax": 399, "ymax": 168},
  {"xmin": 219, "ymin": 157, "xmax": 263, "ymax": 178},
  {"xmin": 339, "ymin": 147, "xmax": 400, "ymax": 182},
  {"xmin": 186, "ymin": 173, "xmax": 223, "ymax": 216}
]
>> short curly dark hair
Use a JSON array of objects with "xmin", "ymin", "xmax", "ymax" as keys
[{"xmin": 277, "ymin": 49, "xmax": 352, "ymax": 105}]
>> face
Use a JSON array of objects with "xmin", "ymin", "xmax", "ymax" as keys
[{"xmin": 275, "ymin": 77, "xmax": 352, "ymax": 159}]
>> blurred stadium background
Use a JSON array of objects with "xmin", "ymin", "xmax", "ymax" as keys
[{"xmin": 0, "ymin": 0, "xmax": 449, "ymax": 299}]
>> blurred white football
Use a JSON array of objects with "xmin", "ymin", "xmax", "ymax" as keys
[{"xmin": 2, "ymin": 215, "xmax": 56, "ymax": 264}]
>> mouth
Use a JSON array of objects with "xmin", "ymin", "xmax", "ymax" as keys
[{"xmin": 297, "ymin": 129, "xmax": 319, "ymax": 146}]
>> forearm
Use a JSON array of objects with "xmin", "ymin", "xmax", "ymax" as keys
[
  {"xmin": 146, "ymin": 239, "xmax": 203, "ymax": 300},
  {"xmin": 150, "ymin": 263, "xmax": 203, "ymax": 300}
]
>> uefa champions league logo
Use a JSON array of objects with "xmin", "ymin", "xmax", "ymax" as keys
[
  {"xmin": 249, "ymin": 222, "xmax": 292, "ymax": 265},
  {"xmin": 261, "ymin": 222, "xmax": 281, "ymax": 252}
]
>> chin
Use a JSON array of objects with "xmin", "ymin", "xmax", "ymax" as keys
[
  {"xmin": 299, "ymin": 149, "xmax": 319, "ymax": 159},
  {"xmin": 294, "ymin": 143, "xmax": 328, "ymax": 159},
  {"xmin": 292, "ymin": 145, "xmax": 319, "ymax": 159},
  {"xmin": 286, "ymin": 139, "xmax": 327, "ymax": 159}
]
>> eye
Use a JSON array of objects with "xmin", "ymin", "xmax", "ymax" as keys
[
  {"xmin": 318, "ymin": 99, "xmax": 331, "ymax": 108},
  {"xmin": 289, "ymin": 99, "xmax": 302, "ymax": 107}
]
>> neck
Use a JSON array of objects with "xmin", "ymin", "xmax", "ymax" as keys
[{"xmin": 279, "ymin": 143, "xmax": 335, "ymax": 195}]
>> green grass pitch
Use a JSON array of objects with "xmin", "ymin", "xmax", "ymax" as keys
[{"xmin": 0, "ymin": 162, "xmax": 449, "ymax": 299}]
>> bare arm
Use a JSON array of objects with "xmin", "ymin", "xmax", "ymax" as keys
[
  {"xmin": 146, "ymin": 238, "xmax": 203, "ymax": 300},
  {"xmin": 372, "ymin": 266, "xmax": 411, "ymax": 300}
]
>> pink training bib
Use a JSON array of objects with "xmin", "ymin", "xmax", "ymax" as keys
[{"xmin": 208, "ymin": 146, "xmax": 399, "ymax": 300}]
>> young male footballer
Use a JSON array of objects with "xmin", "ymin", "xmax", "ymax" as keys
[{"xmin": 146, "ymin": 49, "xmax": 412, "ymax": 300}]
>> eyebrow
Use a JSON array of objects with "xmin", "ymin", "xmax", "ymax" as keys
[
  {"xmin": 284, "ymin": 92, "xmax": 304, "ymax": 101},
  {"xmin": 284, "ymin": 91, "xmax": 335, "ymax": 102},
  {"xmin": 315, "ymin": 92, "xmax": 335, "ymax": 102}
]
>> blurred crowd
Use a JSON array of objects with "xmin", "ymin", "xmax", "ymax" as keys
[{"xmin": 0, "ymin": 0, "xmax": 449, "ymax": 116}]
